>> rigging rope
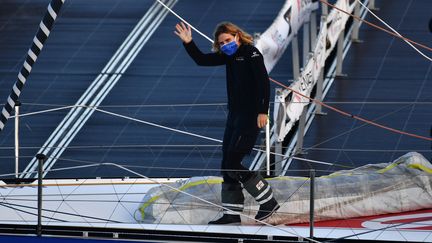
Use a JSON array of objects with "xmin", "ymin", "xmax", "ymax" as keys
[
  {"xmin": 12, "ymin": 100, "xmax": 432, "ymax": 109},
  {"xmin": 320, "ymin": 0, "xmax": 432, "ymax": 54},
  {"xmin": 4, "ymin": 158, "xmax": 428, "ymax": 241},
  {"xmin": 155, "ymin": 0, "xmax": 432, "ymax": 142},
  {"xmin": 93, "ymin": 108, "xmax": 340, "ymax": 166},
  {"xmin": 0, "ymin": 0, "xmax": 65, "ymax": 132},
  {"xmin": 1, "ymin": 1, "xmax": 429, "ymax": 241},
  {"xmin": 270, "ymin": 77, "xmax": 432, "ymax": 141},
  {"xmin": 354, "ymin": 0, "xmax": 432, "ymax": 61},
  {"xmin": 3, "ymin": 161, "xmax": 322, "ymax": 242}
]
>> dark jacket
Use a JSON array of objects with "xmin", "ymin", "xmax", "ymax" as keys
[{"xmin": 183, "ymin": 41, "xmax": 270, "ymax": 118}]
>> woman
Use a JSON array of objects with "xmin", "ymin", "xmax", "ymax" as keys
[{"xmin": 174, "ymin": 22, "xmax": 279, "ymax": 224}]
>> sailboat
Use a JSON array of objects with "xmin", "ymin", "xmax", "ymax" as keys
[{"xmin": 0, "ymin": 0, "xmax": 431, "ymax": 242}]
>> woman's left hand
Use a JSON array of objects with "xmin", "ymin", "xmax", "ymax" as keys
[{"xmin": 257, "ymin": 114, "xmax": 268, "ymax": 128}]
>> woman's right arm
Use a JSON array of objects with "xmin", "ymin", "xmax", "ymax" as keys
[
  {"xmin": 183, "ymin": 41, "xmax": 225, "ymax": 66},
  {"xmin": 175, "ymin": 22, "xmax": 225, "ymax": 66}
]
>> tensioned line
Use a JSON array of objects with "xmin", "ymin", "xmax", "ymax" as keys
[
  {"xmin": 160, "ymin": 0, "xmax": 432, "ymax": 143},
  {"xmin": 21, "ymin": 0, "xmax": 178, "ymax": 178},
  {"xmin": 355, "ymin": 0, "xmax": 431, "ymax": 61},
  {"xmin": 21, "ymin": 0, "xmax": 430, "ymax": 178},
  {"xmin": 0, "ymin": 0, "xmax": 65, "ymax": 131}
]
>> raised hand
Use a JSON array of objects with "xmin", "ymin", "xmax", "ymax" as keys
[{"xmin": 174, "ymin": 22, "xmax": 192, "ymax": 43}]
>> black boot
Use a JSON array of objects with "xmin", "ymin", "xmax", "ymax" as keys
[
  {"xmin": 241, "ymin": 173, "xmax": 280, "ymax": 221},
  {"xmin": 255, "ymin": 197, "xmax": 280, "ymax": 221},
  {"xmin": 210, "ymin": 181, "xmax": 244, "ymax": 225},
  {"xmin": 208, "ymin": 214, "xmax": 241, "ymax": 225}
]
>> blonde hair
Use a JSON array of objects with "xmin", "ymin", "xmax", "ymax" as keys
[{"xmin": 212, "ymin": 22, "xmax": 254, "ymax": 53}]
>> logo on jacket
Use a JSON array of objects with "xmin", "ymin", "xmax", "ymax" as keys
[
  {"xmin": 236, "ymin": 56, "xmax": 244, "ymax": 61},
  {"xmin": 251, "ymin": 51, "xmax": 260, "ymax": 58}
]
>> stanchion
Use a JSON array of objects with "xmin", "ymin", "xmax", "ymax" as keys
[
  {"xmin": 295, "ymin": 109, "xmax": 307, "ymax": 155},
  {"xmin": 265, "ymin": 113, "xmax": 271, "ymax": 176},
  {"xmin": 351, "ymin": 2, "xmax": 363, "ymax": 42},
  {"xmin": 309, "ymin": 169, "xmax": 315, "ymax": 239},
  {"xmin": 368, "ymin": 0, "xmax": 379, "ymax": 11},
  {"xmin": 275, "ymin": 141, "xmax": 283, "ymax": 176},
  {"xmin": 336, "ymin": 31, "xmax": 347, "ymax": 77},
  {"xmin": 36, "ymin": 153, "xmax": 46, "ymax": 237},
  {"xmin": 273, "ymin": 88, "xmax": 284, "ymax": 176},
  {"xmin": 310, "ymin": 11, "xmax": 317, "ymax": 48},
  {"xmin": 315, "ymin": 16, "xmax": 327, "ymax": 116},
  {"xmin": 14, "ymin": 100, "xmax": 21, "ymax": 178},
  {"xmin": 315, "ymin": 69, "xmax": 327, "ymax": 116},
  {"xmin": 303, "ymin": 21, "xmax": 310, "ymax": 66},
  {"xmin": 322, "ymin": 1, "xmax": 328, "ymax": 16},
  {"xmin": 292, "ymin": 35, "xmax": 300, "ymax": 81}
]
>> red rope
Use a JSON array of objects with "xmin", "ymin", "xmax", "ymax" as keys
[{"xmin": 269, "ymin": 77, "xmax": 432, "ymax": 141}]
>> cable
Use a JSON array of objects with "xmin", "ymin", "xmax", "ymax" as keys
[
  {"xmin": 9, "ymin": 100, "xmax": 432, "ymax": 118},
  {"xmin": 6, "ymin": 0, "xmax": 427, "ymax": 179},
  {"xmin": 1, "ymin": 144, "xmax": 429, "ymax": 153},
  {"xmin": 0, "ymin": 144, "xmax": 223, "ymax": 150},
  {"xmin": 354, "ymin": 0, "xmax": 432, "ymax": 61},
  {"xmin": 14, "ymin": 100, "xmax": 432, "ymax": 109},
  {"xmin": 3, "ymin": 0, "xmax": 427, "ymax": 239},
  {"xmin": 94, "ymin": 107, "xmax": 222, "ymax": 143},
  {"xmin": 303, "ymin": 147, "xmax": 432, "ymax": 153},
  {"xmin": 319, "ymin": 0, "xmax": 432, "ymax": 53},
  {"xmin": 105, "ymin": 162, "xmax": 322, "ymax": 243},
  {"xmin": 0, "ymin": 202, "xmax": 66, "ymax": 223},
  {"xmin": 270, "ymin": 77, "xmax": 432, "ymax": 141},
  {"xmin": 0, "ymin": 154, "xmax": 344, "ymax": 180},
  {"xmin": 160, "ymin": 0, "xmax": 432, "ymax": 55},
  {"xmin": 3, "ymin": 157, "xmax": 427, "ymax": 241},
  {"xmin": 301, "ymin": 101, "xmax": 416, "ymax": 159},
  {"xmin": 155, "ymin": 0, "xmax": 432, "ymax": 143},
  {"xmin": 7, "ymin": 161, "xmax": 322, "ymax": 242},
  {"xmin": 0, "ymin": 201, "xmax": 121, "ymax": 223},
  {"xmin": 52, "ymin": 156, "xmax": 340, "ymax": 174},
  {"xmin": 92, "ymin": 107, "xmax": 340, "ymax": 167},
  {"xmin": 9, "ymin": 105, "xmax": 75, "ymax": 119},
  {"xmin": 156, "ymin": 0, "xmax": 213, "ymax": 43}
]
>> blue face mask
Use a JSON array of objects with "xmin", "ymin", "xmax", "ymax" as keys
[{"xmin": 220, "ymin": 37, "xmax": 238, "ymax": 56}]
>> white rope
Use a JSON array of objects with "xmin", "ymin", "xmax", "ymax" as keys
[
  {"xmin": 2, "ymin": 143, "xmax": 427, "ymax": 153},
  {"xmin": 94, "ymin": 107, "xmax": 337, "ymax": 166},
  {"xmin": 9, "ymin": 105, "xmax": 76, "ymax": 118},
  {"xmin": 3, "ymin": 161, "xmax": 321, "ymax": 242},
  {"xmin": 21, "ymin": 102, "xmax": 66, "ymax": 107},
  {"xmin": 3, "ymin": 103, "xmax": 340, "ymax": 167},
  {"xmin": 111, "ymin": 162, "xmax": 321, "ymax": 242},
  {"xmin": 155, "ymin": 0, "xmax": 214, "ymax": 43},
  {"xmin": 55, "ymin": 157, "xmax": 333, "ymax": 174},
  {"xmin": 94, "ymin": 107, "xmax": 223, "ymax": 143},
  {"xmin": 152, "ymin": 0, "xmax": 432, "ymax": 169},
  {"xmin": 94, "ymin": 102, "xmax": 228, "ymax": 108},
  {"xmin": 304, "ymin": 148, "xmax": 432, "ymax": 152},
  {"xmin": 291, "ymin": 156, "xmax": 334, "ymax": 166},
  {"xmin": 0, "ymin": 144, "xmax": 222, "ymax": 150},
  {"xmin": 12, "ymin": 100, "xmax": 432, "ymax": 111},
  {"xmin": 2, "ymin": 163, "xmax": 99, "ymax": 178},
  {"xmin": 0, "ymin": 154, "xmax": 341, "ymax": 171},
  {"xmin": 355, "ymin": 0, "xmax": 432, "ymax": 62}
]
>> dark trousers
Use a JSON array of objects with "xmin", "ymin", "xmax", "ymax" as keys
[
  {"xmin": 219, "ymin": 113, "xmax": 262, "ymax": 213},
  {"xmin": 221, "ymin": 112, "xmax": 259, "ymax": 184}
]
